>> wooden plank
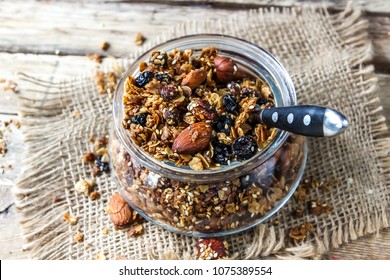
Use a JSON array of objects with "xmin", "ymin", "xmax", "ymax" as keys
[
  {"xmin": 88, "ymin": 0, "xmax": 390, "ymax": 14},
  {"xmin": 0, "ymin": 1, "xmax": 389, "ymax": 64},
  {"xmin": 369, "ymin": 16, "xmax": 390, "ymax": 70},
  {"xmin": 0, "ymin": 1, "xmax": 233, "ymax": 57}
]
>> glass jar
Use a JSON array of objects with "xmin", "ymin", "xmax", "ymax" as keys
[{"xmin": 110, "ymin": 34, "xmax": 307, "ymax": 237}]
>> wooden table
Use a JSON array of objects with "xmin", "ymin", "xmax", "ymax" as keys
[{"xmin": 0, "ymin": 0, "xmax": 389, "ymax": 259}]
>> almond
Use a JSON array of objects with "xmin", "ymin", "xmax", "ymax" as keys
[
  {"xmin": 172, "ymin": 122, "xmax": 212, "ymax": 155},
  {"xmin": 108, "ymin": 193, "xmax": 133, "ymax": 227},
  {"xmin": 181, "ymin": 69, "xmax": 207, "ymax": 89}
]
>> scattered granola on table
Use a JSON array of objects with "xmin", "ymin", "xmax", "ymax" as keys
[
  {"xmin": 195, "ymin": 238, "xmax": 229, "ymax": 260},
  {"xmin": 134, "ymin": 32, "xmax": 146, "ymax": 46},
  {"xmin": 87, "ymin": 53, "xmax": 104, "ymax": 63},
  {"xmin": 1, "ymin": 79, "xmax": 18, "ymax": 93},
  {"xmin": 63, "ymin": 213, "xmax": 78, "ymax": 226},
  {"xmin": 122, "ymin": 46, "xmax": 276, "ymax": 170},
  {"xmin": 289, "ymin": 223, "xmax": 315, "ymax": 242},
  {"xmin": 74, "ymin": 231, "xmax": 84, "ymax": 243},
  {"xmin": 101, "ymin": 41, "xmax": 110, "ymax": 51},
  {"xmin": 94, "ymin": 70, "xmax": 120, "ymax": 97},
  {"xmin": 291, "ymin": 177, "xmax": 341, "ymax": 218},
  {"xmin": 82, "ymin": 135, "xmax": 111, "ymax": 177}
]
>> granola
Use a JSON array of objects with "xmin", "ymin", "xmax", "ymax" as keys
[
  {"xmin": 110, "ymin": 131, "xmax": 305, "ymax": 234},
  {"xmin": 110, "ymin": 46, "xmax": 307, "ymax": 235},
  {"xmin": 122, "ymin": 47, "xmax": 277, "ymax": 171}
]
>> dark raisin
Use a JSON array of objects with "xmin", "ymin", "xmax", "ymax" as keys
[
  {"xmin": 256, "ymin": 97, "xmax": 271, "ymax": 106},
  {"xmin": 131, "ymin": 113, "xmax": 148, "ymax": 126},
  {"xmin": 160, "ymin": 85, "xmax": 179, "ymax": 100},
  {"xmin": 95, "ymin": 156, "xmax": 110, "ymax": 173},
  {"xmin": 213, "ymin": 115, "xmax": 234, "ymax": 135},
  {"xmin": 212, "ymin": 142, "xmax": 232, "ymax": 165},
  {"xmin": 241, "ymin": 87, "xmax": 260, "ymax": 98},
  {"xmin": 163, "ymin": 107, "xmax": 182, "ymax": 125},
  {"xmin": 135, "ymin": 71, "xmax": 154, "ymax": 88},
  {"xmin": 232, "ymin": 136, "xmax": 257, "ymax": 160},
  {"xmin": 222, "ymin": 94, "xmax": 239, "ymax": 114},
  {"xmin": 227, "ymin": 81, "xmax": 241, "ymax": 96},
  {"xmin": 154, "ymin": 72, "xmax": 172, "ymax": 84}
]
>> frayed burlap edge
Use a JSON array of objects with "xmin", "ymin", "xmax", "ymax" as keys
[{"xmin": 14, "ymin": 4, "xmax": 390, "ymax": 259}]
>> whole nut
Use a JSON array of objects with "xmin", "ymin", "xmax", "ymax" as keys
[
  {"xmin": 214, "ymin": 55, "xmax": 238, "ymax": 83},
  {"xmin": 172, "ymin": 122, "xmax": 212, "ymax": 155},
  {"xmin": 188, "ymin": 99, "xmax": 218, "ymax": 122},
  {"xmin": 181, "ymin": 69, "xmax": 207, "ymax": 89},
  {"xmin": 108, "ymin": 193, "xmax": 133, "ymax": 227}
]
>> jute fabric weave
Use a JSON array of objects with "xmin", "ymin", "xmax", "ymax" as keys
[{"xmin": 15, "ymin": 5, "xmax": 390, "ymax": 259}]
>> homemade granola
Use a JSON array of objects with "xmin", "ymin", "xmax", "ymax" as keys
[
  {"xmin": 110, "ymin": 46, "xmax": 307, "ymax": 235},
  {"xmin": 122, "ymin": 47, "xmax": 276, "ymax": 171},
  {"xmin": 110, "ymin": 131, "xmax": 305, "ymax": 234}
]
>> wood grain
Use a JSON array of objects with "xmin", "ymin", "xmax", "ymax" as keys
[{"xmin": 0, "ymin": 1, "xmax": 389, "ymax": 64}]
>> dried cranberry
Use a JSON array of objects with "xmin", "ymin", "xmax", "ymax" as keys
[
  {"xmin": 135, "ymin": 71, "xmax": 153, "ymax": 88},
  {"xmin": 222, "ymin": 94, "xmax": 238, "ymax": 114},
  {"xmin": 232, "ymin": 136, "xmax": 257, "ymax": 160},
  {"xmin": 213, "ymin": 115, "xmax": 234, "ymax": 135},
  {"xmin": 212, "ymin": 142, "xmax": 232, "ymax": 165},
  {"xmin": 131, "ymin": 113, "xmax": 148, "ymax": 126},
  {"xmin": 160, "ymin": 85, "xmax": 179, "ymax": 100}
]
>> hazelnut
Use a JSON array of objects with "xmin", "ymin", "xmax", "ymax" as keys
[{"xmin": 214, "ymin": 55, "xmax": 238, "ymax": 83}]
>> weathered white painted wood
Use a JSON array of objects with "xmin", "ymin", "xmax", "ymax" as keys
[
  {"xmin": 0, "ymin": 0, "xmax": 389, "ymax": 260},
  {"xmin": 0, "ymin": 1, "xmax": 389, "ymax": 63}
]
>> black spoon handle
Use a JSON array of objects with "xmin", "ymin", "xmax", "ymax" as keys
[{"xmin": 259, "ymin": 105, "xmax": 348, "ymax": 137}]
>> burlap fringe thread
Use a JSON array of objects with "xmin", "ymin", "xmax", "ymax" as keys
[{"xmin": 14, "ymin": 4, "xmax": 390, "ymax": 259}]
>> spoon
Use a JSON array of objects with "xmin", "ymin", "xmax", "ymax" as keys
[{"xmin": 253, "ymin": 105, "xmax": 348, "ymax": 137}]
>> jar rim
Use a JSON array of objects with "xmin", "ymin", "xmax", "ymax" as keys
[{"xmin": 113, "ymin": 34, "xmax": 296, "ymax": 183}]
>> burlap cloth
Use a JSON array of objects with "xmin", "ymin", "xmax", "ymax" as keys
[{"xmin": 15, "ymin": 4, "xmax": 390, "ymax": 259}]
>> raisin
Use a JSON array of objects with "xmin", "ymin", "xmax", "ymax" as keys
[
  {"xmin": 227, "ymin": 81, "xmax": 241, "ymax": 96},
  {"xmin": 222, "ymin": 94, "xmax": 238, "ymax": 114},
  {"xmin": 212, "ymin": 142, "xmax": 232, "ymax": 165},
  {"xmin": 232, "ymin": 136, "xmax": 257, "ymax": 160},
  {"xmin": 135, "ymin": 71, "xmax": 153, "ymax": 88},
  {"xmin": 131, "ymin": 113, "xmax": 148, "ymax": 126},
  {"xmin": 163, "ymin": 107, "xmax": 182, "ymax": 125},
  {"xmin": 155, "ymin": 72, "xmax": 172, "ymax": 84},
  {"xmin": 160, "ymin": 85, "xmax": 179, "ymax": 100},
  {"xmin": 256, "ymin": 97, "xmax": 271, "ymax": 106},
  {"xmin": 241, "ymin": 87, "xmax": 260, "ymax": 98},
  {"xmin": 213, "ymin": 115, "xmax": 234, "ymax": 135},
  {"xmin": 189, "ymin": 99, "xmax": 218, "ymax": 122},
  {"xmin": 95, "ymin": 156, "xmax": 110, "ymax": 173}
]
